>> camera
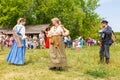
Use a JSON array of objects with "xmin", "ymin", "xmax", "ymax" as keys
[{"xmin": 99, "ymin": 32, "xmax": 105, "ymax": 38}]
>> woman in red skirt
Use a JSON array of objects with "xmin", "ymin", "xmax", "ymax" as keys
[{"xmin": 45, "ymin": 27, "xmax": 50, "ymax": 48}]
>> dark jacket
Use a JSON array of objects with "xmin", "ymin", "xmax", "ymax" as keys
[{"xmin": 101, "ymin": 26, "xmax": 112, "ymax": 45}]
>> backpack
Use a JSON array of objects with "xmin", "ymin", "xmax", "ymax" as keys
[{"xmin": 111, "ymin": 31, "xmax": 116, "ymax": 43}]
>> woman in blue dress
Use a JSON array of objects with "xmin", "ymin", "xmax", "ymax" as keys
[
  {"xmin": 6, "ymin": 18, "xmax": 26, "ymax": 65},
  {"xmin": 78, "ymin": 37, "xmax": 83, "ymax": 49},
  {"xmin": 77, "ymin": 36, "xmax": 83, "ymax": 51}
]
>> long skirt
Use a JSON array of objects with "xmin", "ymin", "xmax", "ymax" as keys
[
  {"xmin": 45, "ymin": 37, "xmax": 50, "ymax": 48},
  {"xmin": 6, "ymin": 39, "xmax": 26, "ymax": 65},
  {"xmin": 49, "ymin": 36, "xmax": 67, "ymax": 68}
]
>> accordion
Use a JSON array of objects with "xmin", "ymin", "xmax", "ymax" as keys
[{"xmin": 50, "ymin": 36, "xmax": 61, "ymax": 48}]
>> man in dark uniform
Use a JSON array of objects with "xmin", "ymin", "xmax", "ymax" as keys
[{"xmin": 99, "ymin": 20, "xmax": 112, "ymax": 64}]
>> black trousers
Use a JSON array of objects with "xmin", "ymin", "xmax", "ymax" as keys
[{"xmin": 99, "ymin": 44, "xmax": 110, "ymax": 59}]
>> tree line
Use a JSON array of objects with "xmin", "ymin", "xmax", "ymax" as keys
[{"xmin": 0, "ymin": 0, "xmax": 102, "ymax": 39}]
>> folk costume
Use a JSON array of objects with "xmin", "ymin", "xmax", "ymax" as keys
[
  {"xmin": 48, "ymin": 25, "xmax": 69, "ymax": 70},
  {"xmin": 6, "ymin": 24, "xmax": 26, "ymax": 65}
]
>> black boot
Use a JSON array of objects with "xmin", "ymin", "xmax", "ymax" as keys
[
  {"xmin": 56, "ymin": 67, "xmax": 64, "ymax": 71},
  {"xmin": 49, "ymin": 67, "xmax": 56, "ymax": 70},
  {"xmin": 106, "ymin": 58, "xmax": 109, "ymax": 64},
  {"xmin": 99, "ymin": 57, "xmax": 104, "ymax": 64}
]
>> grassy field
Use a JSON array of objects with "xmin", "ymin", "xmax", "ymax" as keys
[{"xmin": 0, "ymin": 45, "xmax": 120, "ymax": 80}]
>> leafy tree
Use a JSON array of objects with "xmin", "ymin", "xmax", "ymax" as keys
[
  {"xmin": 0, "ymin": 0, "xmax": 31, "ymax": 28},
  {"xmin": 0, "ymin": 0, "xmax": 102, "ymax": 39}
]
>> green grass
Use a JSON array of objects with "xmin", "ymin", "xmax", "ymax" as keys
[
  {"xmin": 0, "ymin": 45, "xmax": 120, "ymax": 80},
  {"xmin": 115, "ymin": 32, "xmax": 120, "ymax": 43}
]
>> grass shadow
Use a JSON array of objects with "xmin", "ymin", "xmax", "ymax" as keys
[
  {"xmin": 24, "ymin": 61, "xmax": 32, "ymax": 65},
  {"xmin": 85, "ymin": 67, "xmax": 109, "ymax": 78}
]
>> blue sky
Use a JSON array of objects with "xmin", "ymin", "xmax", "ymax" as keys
[{"xmin": 95, "ymin": 0, "xmax": 120, "ymax": 32}]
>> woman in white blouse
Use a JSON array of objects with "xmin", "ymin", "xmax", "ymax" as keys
[
  {"xmin": 6, "ymin": 18, "xmax": 26, "ymax": 65},
  {"xmin": 48, "ymin": 18, "xmax": 69, "ymax": 71}
]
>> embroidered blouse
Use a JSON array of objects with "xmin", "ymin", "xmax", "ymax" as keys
[{"xmin": 48, "ymin": 25, "xmax": 69, "ymax": 37}]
